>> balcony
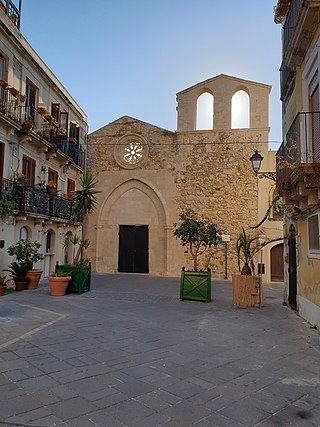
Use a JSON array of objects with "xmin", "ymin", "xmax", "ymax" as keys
[
  {"xmin": 0, "ymin": 0, "xmax": 20, "ymax": 30},
  {"xmin": 280, "ymin": 63, "xmax": 296, "ymax": 101},
  {"xmin": 18, "ymin": 105, "xmax": 86, "ymax": 169},
  {"xmin": 0, "ymin": 179, "xmax": 81, "ymax": 223},
  {"xmin": 282, "ymin": 0, "xmax": 320, "ymax": 67},
  {"xmin": 276, "ymin": 111, "xmax": 320, "ymax": 207},
  {"xmin": 0, "ymin": 87, "xmax": 24, "ymax": 125}
]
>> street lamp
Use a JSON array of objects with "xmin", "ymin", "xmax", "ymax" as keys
[{"xmin": 249, "ymin": 150, "xmax": 276, "ymax": 181}]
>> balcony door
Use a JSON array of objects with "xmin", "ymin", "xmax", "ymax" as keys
[{"xmin": 310, "ymin": 83, "xmax": 320, "ymax": 162}]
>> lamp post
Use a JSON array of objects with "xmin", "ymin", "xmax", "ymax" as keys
[{"xmin": 249, "ymin": 150, "xmax": 276, "ymax": 181}]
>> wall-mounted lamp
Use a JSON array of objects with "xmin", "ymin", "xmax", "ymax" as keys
[{"xmin": 249, "ymin": 150, "xmax": 276, "ymax": 181}]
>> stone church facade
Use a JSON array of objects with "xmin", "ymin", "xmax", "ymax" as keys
[{"xmin": 86, "ymin": 74, "xmax": 282, "ymax": 280}]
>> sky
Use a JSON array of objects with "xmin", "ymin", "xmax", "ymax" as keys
[{"xmin": 21, "ymin": 0, "xmax": 282, "ymax": 150}]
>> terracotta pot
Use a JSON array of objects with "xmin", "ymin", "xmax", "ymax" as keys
[
  {"xmin": 26, "ymin": 270, "xmax": 43, "ymax": 289},
  {"xmin": 0, "ymin": 286, "xmax": 6, "ymax": 296},
  {"xmin": 49, "ymin": 276, "xmax": 71, "ymax": 296},
  {"xmin": 14, "ymin": 279, "xmax": 27, "ymax": 291}
]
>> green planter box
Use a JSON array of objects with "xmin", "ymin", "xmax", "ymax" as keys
[
  {"xmin": 55, "ymin": 262, "xmax": 91, "ymax": 294},
  {"xmin": 180, "ymin": 267, "xmax": 211, "ymax": 302}
]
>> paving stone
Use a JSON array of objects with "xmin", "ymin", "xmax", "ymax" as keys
[
  {"xmin": 45, "ymin": 396, "xmax": 97, "ymax": 421},
  {"xmin": 0, "ymin": 394, "xmax": 43, "ymax": 419},
  {"xmin": 4, "ymin": 407, "xmax": 51, "ymax": 424},
  {"xmin": 161, "ymin": 400, "xmax": 212, "ymax": 425},
  {"xmin": 16, "ymin": 375, "xmax": 60, "ymax": 393},
  {"xmin": 102, "ymin": 398, "xmax": 154, "ymax": 424},
  {"xmin": 113, "ymin": 378, "xmax": 156, "ymax": 398},
  {"xmin": 162, "ymin": 379, "xmax": 206, "ymax": 399},
  {"xmin": 218, "ymin": 398, "xmax": 271, "ymax": 425}
]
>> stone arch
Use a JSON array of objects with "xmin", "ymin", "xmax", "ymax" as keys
[
  {"xmin": 231, "ymin": 87, "xmax": 250, "ymax": 129},
  {"xmin": 196, "ymin": 91, "xmax": 214, "ymax": 130},
  {"xmin": 19, "ymin": 225, "xmax": 30, "ymax": 240},
  {"xmin": 96, "ymin": 178, "xmax": 168, "ymax": 275}
]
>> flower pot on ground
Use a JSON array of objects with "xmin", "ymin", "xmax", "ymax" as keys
[
  {"xmin": 48, "ymin": 271, "xmax": 71, "ymax": 296},
  {"xmin": 180, "ymin": 267, "xmax": 212, "ymax": 302},
  {"xmin": 0, "ymin": 275, "xmax": 10, "ymax": 296},
  {"xmin": 55, "ymin": 261, "xmax": 91, "ymax": 294},
  {"xmin": 4, "ymin": 261, "xmax": 28, "ymax": 291},
  {"xmin": 26, "ymin": 269, "xmax": 43, "ymax": 289},
  {"xmin": 7, "ymin": 240, "xmax": 44, "ymax": 290},
  {"xmin": 232, "ymin": 273, "xmax": 263, "ymax": 308},
  {"xmin": 173, "ymin": 209, "xmax": 222, "ymax": 302}
]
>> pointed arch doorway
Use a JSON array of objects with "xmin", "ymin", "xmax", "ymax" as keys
[{"xmin": 96, "ymin": 179, "xmax": 168, "ymax": 275}]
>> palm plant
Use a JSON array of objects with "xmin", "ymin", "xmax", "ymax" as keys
[
  {"xmin": 4, "ymin": 261, "xmax": 28, "ymax": 280},
  {"xmin": 72, "ymin": 173, "xmax": 99, "ymax": 218},
  {"xmin": 235, "ymin": 228, "xmax": 261, "ymax": 275}
]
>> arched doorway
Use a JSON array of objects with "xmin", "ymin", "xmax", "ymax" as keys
[
  {"xmin": 271, "ymin": 243, "xmax": 284, "ymax": 281},
  {"xmin": 96, "ymin": 179, "xmax": 167, "ymax": 275}
]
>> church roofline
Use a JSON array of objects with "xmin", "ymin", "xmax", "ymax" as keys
[
  {"xmin": 176, "ymin": 74, "xmax": 272, "ymax": 96},
  {"xmin": 89, "ymin": 115, "xmax": 175, "ymax": 136}
]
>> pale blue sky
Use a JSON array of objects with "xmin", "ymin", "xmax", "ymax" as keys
[{"xmin": 21, "ymin": 0, "xmax": 282, "ymax": 149}]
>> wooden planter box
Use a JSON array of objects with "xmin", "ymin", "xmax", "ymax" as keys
[
  {"xmin": 232, "ymin": 274, "xmax": 263, "ymax": 308},
  {"xmin": 55, "ymin": 262, "xmax": 91, "ymax": 294},
  {"xmin": 180, "ymin": 268, "xmax": 211, "ymax": 302}
]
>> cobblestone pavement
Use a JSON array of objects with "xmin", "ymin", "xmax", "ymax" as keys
[{"xmin": 0, "ymin": 274, "xmax": 319, "ymax": 427}]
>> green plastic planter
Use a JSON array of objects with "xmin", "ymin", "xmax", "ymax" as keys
[
  {"xmin": 180, "ymin": 267, "xmax": 211, "ymax": 302},
  {"xmin": 55, "ymin": 262, "xmax": 91, "ymax": 294}
]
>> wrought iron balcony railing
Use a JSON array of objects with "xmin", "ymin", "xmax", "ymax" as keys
[
  {"xmin": 0, "ymin": 89, "xmax": 23, "ymax": 123},
  {"xmin": 0, "ymin": 0, "xmax": 21, "ymax": 29},
  {"xmin": 0, "ymin": 179, "xmax": 82, "ymax": 222},
  {"xmin": 276, "ymin": 111, "xmax": 320, "ymax": 190}
]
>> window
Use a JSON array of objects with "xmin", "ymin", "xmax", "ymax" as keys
[
  {"xmin": 231, "ymin": 90, "xmax": 249, "ymax": 129},
  {"xmin": 69, "ymin": 122, "xmax": 77, "ymax": 142},
  {"xmin": 22, "ymin": 155, "xmax": 36, "ymax": 186},
  {"xmin": 67, "ymin": 178, "xmax": 75, "ymax": 198},
  {"xmin": 47, "ymin": 168, "xmax": 58, "ymax": 191},
  {"xmin": 196, "ymin": 92, "xmax": 214, "ymax": 130},
  {"xmin": 308, "ymin": 213, "xmax": 320, "ymax": 257},
  {"xmin": 51, "ymin": 103, "xmax": 60, "ymax": 123},
  {"xmin": 0, "ymin": 142, "xmax": 4, "ymax": 179},
  {"xmin": 19, "ymin": 226, "xmax": 29, "ymax": 241},
  {"xmin": 25, "ymin": 79, "xmax": 37, "ymax": 121},
  {"xmin": 0, "ymin": 54, "xmax": 6, "ymax": 101},
  {"xmin": 60, "ymin": 112, "xmax": 68, "ymax": 135}
]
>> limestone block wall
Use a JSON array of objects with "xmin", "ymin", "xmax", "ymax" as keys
[
  {"xmin": 87, "ymin": 116, "xmax": 269, "ymax": 278},
  {"xmin": 176, "ymin": 74, "xmax": 271, "ymax": 131}
]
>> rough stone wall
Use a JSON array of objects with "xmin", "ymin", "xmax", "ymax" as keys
[
  {"xmin": 87, "ymin": 116, "xmax": 268, "ymax": 278},
  {"xmin": 86, "ymin": 75, "xmax": 274, "ymax": 278}
]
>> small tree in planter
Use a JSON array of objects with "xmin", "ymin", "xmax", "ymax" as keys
[
  {"xmin": 55, "ymin": 173, "xmax": 99, "ymax": 294},
  {"xmin": 173, "ymin": 209, "xmax": 222, "ymax": 302},
  {"xmin": 7, "ymin": 240, "xmax": 44, "ymax": 289}
]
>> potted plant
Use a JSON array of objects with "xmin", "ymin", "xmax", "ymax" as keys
[
  {"xmin": 55, "ymin": 173, "xmax": 99, "ymax": 294},
  {"xmin": 48, "ymin": 271, "xmax": 71, "ymax": 296},
  {"xmin": 4, "ymin": 261, "xmax": 28, "ymax": 291},
  {"xmin": 173, "ymin": 209, "xmax": 222, "ymax": 302},
  {"xmin": 7, "ymin": 240, "xmax": 44, "ymax": 289},
  {"xmin": 0, "ymin": 275, "xmax": 10, "ymax": 296},
  {"xmin": 21, "ymin": 120, "xmax": 34, "ymax": 132}
]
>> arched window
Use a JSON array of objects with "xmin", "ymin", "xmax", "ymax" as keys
[
  {"xmin": 196, "ymin": 92, "xmax": 214, "ymax": 130},
  {"xmin": 231, "ymin": 90, "xmax": 249, "ymax": 129},
  {"xmin": 19, "ymin": 226, "xmax": 29, "ymax": 241}
]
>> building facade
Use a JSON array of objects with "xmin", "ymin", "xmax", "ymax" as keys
[
  {"xmin": 87, "ymin": 74, "xmax": 282, "ymax": 281},
  {"xmin": 275, "ymin": 0, "xmax": 320, "ymax": 326},
  {"xmin": 0, "ymin": 3, "xmax": 88, "ymax": 277}
]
